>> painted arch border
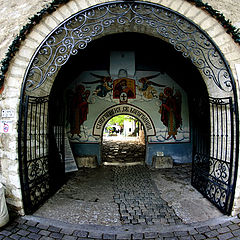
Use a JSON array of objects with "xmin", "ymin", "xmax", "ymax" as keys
[
  {"xmin": 93, "ymin": 104, "xmax": 156, "ymax": 137},
  {"xmin": 1, "ymin": 0, "xmax": 239, "ymax": 215}
]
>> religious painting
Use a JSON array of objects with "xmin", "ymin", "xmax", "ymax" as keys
[
  {"xmin": 137, "ymin": 73, "xmax": 165, "ymax": 99},
  {"xmin": 159, "ymin": 87, "xmax": 182, "ymax": 140},
  {"xmin": 65, "ymin": 70, "xmax": 189, "ymax": 144},
  {"xmin": 113, "ymin": 78, "xmax": 136, "ymax": 100},
  {"xmin": 68, "ymin": 84, "xmax": 90, "ymax": 137},
  {"xmin": 82, "ymin": 73, "xmax": 113, "ymax": 98}
]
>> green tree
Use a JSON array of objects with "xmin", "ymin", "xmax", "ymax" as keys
[{"xmin": 108, "ymin": 115, "xmax": 134, "ymax": 127}]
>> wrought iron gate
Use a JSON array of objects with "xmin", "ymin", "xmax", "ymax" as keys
[
  {"xmin": 192, "ymin": 97, "xmax": 236, "ymax": 214},
  {"xmin": 19, "ymin": 95, "xmax": 65, "ymax": 214}
]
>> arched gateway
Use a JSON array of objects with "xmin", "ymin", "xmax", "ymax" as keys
[{"xmin": 3, "ymin": 1, "xmax": 239, "ymax": 215}]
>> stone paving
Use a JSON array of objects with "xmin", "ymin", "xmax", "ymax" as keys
[
  {"xmin": 113, "ymin": 166, "xmax": 182, "ymax": 225},
  {"xmin": 0, "ymin": 164, "xmax": 240, "ymax": 239},
  {"xmin": 1, "ymin": 214, "xmax": 240, "ymax": 239},
  {"xmin": 102, "ymin": 137, "xmax": 145, "ymax": 163}
]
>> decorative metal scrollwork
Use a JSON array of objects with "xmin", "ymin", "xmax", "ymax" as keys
[
  {"xmin": 24, "ymin": 1, "xmax": 233, "ymax": 92},
  {"xmin": 192, "ymin": 96, "xmax": 235, "ymax": 214}
]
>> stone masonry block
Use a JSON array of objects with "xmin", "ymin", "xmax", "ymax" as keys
[
  {"xmin": 152, "ymin": 156, "xmax": 173, "ymax": 169},
  {"xmin": 178, "ymin": 1, "xmax": 192, "ymax": 15},
  {"xmin": 160, "ymin": 0, "xmax": 175, "ymax": 8},
  {"xmin": 76, "ymin": 156, "xmax": 98, "ymax": 168},
  {"xmin": 58, "ymin": 5, "xmax": 74, "ymax": 19},
  {"xmin": 200, "ymin": 17, "xmax": 217, "ymax": 31},
  {"xmin": 205, "ymin": 23, "xmax": 225, "ymax": 39},
  {"xmin": 44, "ymin": 16, "xmax": 59, "ymax": 30},
  {"xmin": 67, "ymin": 1, "xmax": 82, "ymax": 13},
  {"xmin": 5, "ymin": 76, "xmax": 22, "ymax": 88},
  {"xmin": 24, "ymin": 30, "xmax": 45, "ymax": 47},
  {"xmin": 8, "ymin": 66, "xmax": 25, "ymax": 79},
  {"xmin": 193, "ymin": 11, "xmax": 209, "ymax": 24},
  {"xmin": 34, "ymin": 24, "xmax": 52, "ymax": 38},
  {"xmin": 74, "ymin": 0, "xmax": 89, "ymax": 10},
  {"xmin": 51, "ymin": 10, "xmax": 65, "ymax": 23},
  {"xmin": 185, "ymin": 6, "xmax": 202, "ymax": 20},
  {"xmin": 169, "ymin": 0, "xmax": 185, "ymax": 12},
  {"xmin": 213, "ymin": 32, "xmax": 233, "ymax": 48},
  {"xmin": 220, "ymin": 41, "xmax": 239, "ymax": 55}
]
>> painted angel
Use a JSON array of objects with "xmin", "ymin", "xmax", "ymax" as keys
[
  {"xmin": 138, "ymin": 73, "xmax": 165, "ymax": 99},
  {"xmin": 83, "ymin": 73, "xmax": 112, "ymax": 97}
]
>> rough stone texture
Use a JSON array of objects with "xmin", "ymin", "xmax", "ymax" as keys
[
  {"xmin": 0, "ymin": 0, "xmax": 53, "ymax": 61},
  {"xmin": 75, "ymin": 156, "xmax": 98, "ymax": 168},
  {"xmin": 152, "ymin": 156, "xmax": 173, "ymax": 169},
  {"xmin": 102, "ymin": 137, "xmax": 145, "ymax": 164},
  {"xmin": 152, "ymin": 165, "xmax": 223, "ymax": 223},
  {"xmin": 34, "ymin": 167, "xmax": 121, "ymax": 226},
  {"xmin": 202, "ymin": 0, "xmax": 240, "ymax": 27},
  {"xmin": 34, "ymin": 164, "xmax": 223, "ymax": 226}
]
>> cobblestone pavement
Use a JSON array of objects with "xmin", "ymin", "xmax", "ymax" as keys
[
  {"xmin": 102, "ymin": 137, "xmax": 145, "ymax": 163},
  {"xmin": 1, "ymin": 164, "xmax": 240, "ymax": 239},
  {"xmin": 113, "ymin": 166, "xmax": 182, "ymax": 225},
  {"xmin": 1, "ymin": 136, "xmax": 238, "ymax": 239},
  {"xmin": 1, "ymin": 214, "xmax": 240, "ymax": 239}
]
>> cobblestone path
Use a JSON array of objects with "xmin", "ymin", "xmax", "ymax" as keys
[
  {"xmin": 102, "ymin": 139, "xmax": 145, "ymax": 163},
  {"xmin": 1, "ymin": 165, "xmax": 239, "ymax": 239},
  {"xmin": 113, "ymin": 165, "xmax": 182, "ymax": 225}
]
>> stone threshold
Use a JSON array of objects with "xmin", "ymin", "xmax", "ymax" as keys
[{"xmin": 24, "ymin": 214, "xmax": 237, "ymax": 235}]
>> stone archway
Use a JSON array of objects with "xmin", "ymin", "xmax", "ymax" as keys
[
  {"xmin": 94, "ymin": 105, "xmax": 153, "ymax": 165},
  {"xmin": 16, "ymin": 1, "xmax": 240, "ymax": 215},
  {"xmin": 1, "ymin": 0, "xmax": 239, "ymax": 215}
]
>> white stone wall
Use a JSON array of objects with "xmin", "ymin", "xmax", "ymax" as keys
[{"xmin": 0, "ymin": 0, "xmax": 239, "ymax": 215}]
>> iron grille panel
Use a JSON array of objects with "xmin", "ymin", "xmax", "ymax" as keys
[
  {"xmin": 192, "ymin": 97, "xmax": 234, "ymax": 214},
  {"xmin": 20, "ymin": 95, "xmax": 50, "ymax": 214}
]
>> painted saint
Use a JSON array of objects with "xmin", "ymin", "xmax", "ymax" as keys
[
  {"xmin": 159, "ymin": 87, "xmax": 182, "ymax": 140},
  {"xmin": 113, "ymin": 78, "xmax": 136, "ymax": 99},
  {"xmin": 70, "ymin": 84, "xmax": 90, "ymax": 137}
]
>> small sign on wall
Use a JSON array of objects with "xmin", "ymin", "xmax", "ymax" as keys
[
  {"xmin": 0, "ymin": 120, "xmax": 13, "ymax": 133},
  {"xmin": 2, "ymin": 109, "xmax": 15, "ymax": 118}
]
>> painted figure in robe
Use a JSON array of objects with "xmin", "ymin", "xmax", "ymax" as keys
[
  {"xmin": 159, "ymin": 87, "xmax": 182, "ymax": 140},
  {"xmin": 70, "ymin": 85, "xmax": 90, "ymax": 137}
]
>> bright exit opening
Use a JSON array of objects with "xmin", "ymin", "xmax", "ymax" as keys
[{"xmin": 101, "ymin": 115, "xmax": 146, "ymax": 165}]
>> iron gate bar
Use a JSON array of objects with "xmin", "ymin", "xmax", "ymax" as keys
[
  {"xmin": 192, "ymin": 97, "xmax": 236, "ymax": 214},
  {"xmin": 19, "ymin": 95, "xmax": 51, "ymax": 213}
]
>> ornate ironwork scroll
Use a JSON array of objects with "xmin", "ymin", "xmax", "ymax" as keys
[
  {"xmin": 23, "ymin": 1, "xmax": 234, "ymax": 93},
  {"xmin": 192, "ymin": 97, "xmax": 235, "ymax": 214}
]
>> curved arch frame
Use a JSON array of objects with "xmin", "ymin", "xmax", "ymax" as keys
[
  {"xmin": 20, "ymin": 1, "xmax": 238, "ymax": 96},
  {"xmin": 17, "ymin": 0, "xmax": 239, "ymax": 215},
  {"xmin": 100, "ymin": 111, "xmax": 148, "ymax": 165},
  {"xmin": 93, "ymin": 104, "xmax": 155, "ymax": 137}
]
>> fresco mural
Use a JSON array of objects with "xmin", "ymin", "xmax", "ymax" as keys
[
  {"xmin": 159, "ymin": 87, "xmax": 182, "ymax": 140},
  {"xmin": 65, "ymin": 70, "xmax": 190, "ymax": 144},
  {"xmin": 68, "ymin": 85, "xmax": 90, "ymax": 137},
  {"xmin": 113, "ymin": 77, "xmax": 136, "ymax": 100}
]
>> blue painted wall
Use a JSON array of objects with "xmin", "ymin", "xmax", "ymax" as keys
[
  {"xmin": 71, "ymin": 143, "xmax": 101, "ymax": 164},
  {"xmin": 146, "ymin": 142, "xmax": 192, "ymax": 165}
]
